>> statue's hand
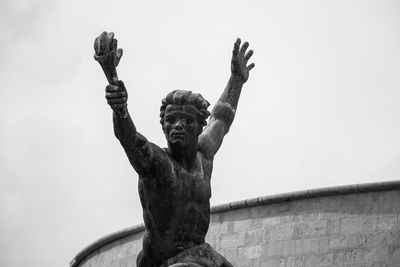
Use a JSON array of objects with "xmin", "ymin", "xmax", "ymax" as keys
[
  {"xmin": 231, "ymin": 38, "xmax": 255, "ymax": 83},
  {"xmin": 105, "ymin": 80, "xmax": 128, "ymax": 118}
]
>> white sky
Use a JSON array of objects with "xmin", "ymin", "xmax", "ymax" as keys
[{"xmin": 0, "ymin": 0, "xmax": 399, "ymax": 266}]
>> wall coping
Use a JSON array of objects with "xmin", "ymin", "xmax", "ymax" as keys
[{"xmin": 70, "ymin": 180, "xmax": 400, "ymax": 266}]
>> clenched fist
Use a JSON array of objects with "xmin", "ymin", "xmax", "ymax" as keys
[{"xmin": 105, "ymin": 80, "xmax": 128, "ymax": 118}]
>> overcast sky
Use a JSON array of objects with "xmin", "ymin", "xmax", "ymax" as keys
[{"xmin": 0, "ymin": 0, "xmax": 399, "ymax": 266}]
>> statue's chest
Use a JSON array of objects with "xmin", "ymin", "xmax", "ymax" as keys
[
  {"xmin": 167, "ymin": 159, "xmax": 212, "ymax": 203},
  {"xmin": 176, "ymin": 172, "xmax": 209, "ymax": 200}
]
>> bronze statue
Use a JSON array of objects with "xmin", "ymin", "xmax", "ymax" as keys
[{"xmin": 94, "ymin": 32, "xmax": 255, "ymax": 267}]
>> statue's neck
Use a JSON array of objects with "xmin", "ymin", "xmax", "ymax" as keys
[{"xmin": 168, "ymin": 143, "xmax": 198, "ymax": 171}]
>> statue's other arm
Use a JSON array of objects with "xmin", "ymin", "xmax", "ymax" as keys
[
  {"xmin": 93, "ymin": 32, "xmax": 154, "ymax": 174},
  {"xmin": 199, "ymin": 38, "xmax": 255, "ymax": 158},
  {"xmin": 106, "ymin": 80, "xmax": 154, "ymax": 174}
]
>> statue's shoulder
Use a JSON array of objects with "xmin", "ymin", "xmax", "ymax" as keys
[
  {"xmin": 137, "ymin": 143, "xmax": 172, "ymax": 178},
  {"xmin": 147, "ymin": 142, "xmax": 169, "ymax": 160},
  {"xmin": 147, "ymin": 142, "xmax": 163, "ymax": 152},
  {"xmin": 197, "ymin": 148, "xmax": 214, "ymax": 165},
  {"xmin": 147, "ymin": 143, "xmax": 173, "ymax": 167}
]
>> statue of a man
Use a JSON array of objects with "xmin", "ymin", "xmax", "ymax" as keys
[{"xmin": 98, "ymin": 35, "xmax": 254, "ymax": 267}]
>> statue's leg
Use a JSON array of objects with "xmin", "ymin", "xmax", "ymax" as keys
[
  {"xmin": 137, "ymin": 249, "xmax": 152, "ymax": 267},
  {"xmin": 137, "ymin": 231, "xmax": 156, "ymax": 267}
]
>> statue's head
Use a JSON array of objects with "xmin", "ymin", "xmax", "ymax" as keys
[{"xmin": 160, "ymin": 90, "xmax": 210, "ymax": 147}]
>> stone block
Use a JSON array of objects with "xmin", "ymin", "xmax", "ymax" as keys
[
  {"xmin": 377, "ymin": 191, "xmax": 400, "ymax": 204},
  {"xmin": 232, "ymin": 259, "xmax": 254, "ymax": 267},
  {"xmin": 364, "ymin": 232, "xmax": 387, "ymax": 248},
  {"xmin": 361, "ymin": 204, "xmax": 379, "ymax": 215},
  {"xmin": 293, "ymin": 212, "xmax": 320, "ymax": 222},
  {"xmin": 377, "ymin": 202, "xmax": 394, "ymax": 213},
  {"xmin": 332, "ymin": 251, "xmax": 344, "ymax": 266},
  {"xmin": 344, "ymin": 248, "xmax": 363, "ymax": 265},
  {"xmin": 207, "ymin": 221, "xmax": 231, "ymax": 235},
  {"xmin": 262, "ymin": 240, "xmax": 284, "ymax": 257},
  {"xmin": 220, "ymin": 232, "xmax": 245, "ymax": 248},
  {"xmin": 326, "ymin": 219, "xmax": 341, "ymax": 235},
  {"xmin": 362, "ymin": 246, "xmax": 389, "ymax": 263},
  {"xmin": 109, "ymin": 261, "xmax": 120, "ymax": 267},
  {"xmin": 249, "ymin": 205, "xmax": 273, "ymax": 219},
  {"xmin": 234, "ymin": 219, "xmax": 255, "ymax": 232},
  {"xmin": 341, "ymin": 216, "xmax": 377, "ymax": 234},
  {"xmin": 291, "ymin": 198, "xmax": 312, "ymax": 213},
  {"xmin": 303, "ymin": 252, "xmax": 334, "ymax": 267},
  {"xmin": 282, "ymin": 240, "xmax": 295, "ymax": 256},
  {"xmin": 294, "ymin": 220, "xmax": 327, "ymax": 238},
  {"xmin": 393, "ymin": 203, "xmax": 400, "ymax": 214},
  {"xmin": 320, "ymin": 206, "xmax": 347, "ymax": 220},
  {"xmin": 244, "ymin": 230, "xmax": 264, "ymax": 245},
  {"xmin": 347, "ymin": 232, "xmax": 386, "ymax": 249},
  {"xmin": 251, "ymin": 218, "xmax": 263, "ymax": 229},
  {"xmin": 302, "ymin": 238, "xmax": 320, "ymax": 253},
  {"xmin": 328, "ymin": 235, "xmax": 348, "ymax": 250},
  {"xmin": 240, "ymin": 245, "xmax": 262, "ymax": 260},
  {"xmin": 221, "ymin": 208, "xmax": 250, "ymax": 222},
  {"xmin": 319, "ymin": 236, "xmax": 329, "ymax": 252},
  {"xmin": 281, "ymin": 214, "xmax": 294, "ymax": 223},
  {"xmin": 260, "ymin": 216, "xmax": 281, "ymax": 227},
  {"xmin": 319, "ymin": 195, "xmax": 342, "ymax": 208},
  {"xmin": 271, "ymin": 222, "xmax": 295, "ymax": 241},
  {"xmin": 259, "ymin": 257, "xmax": 285, "ymax": 267},
  {"xmin": 286, "ymin": 255, "xmax": 304, "ymax": 267},
  {"xmin": 118, "ymin": 256, "xmax": 135, "ymax": 267},
  {"xmin": 385, "ymin": 230, "xmax": 400, "ymax": 247},
  {"xmin": 348, "ymin": 234, "xmax": 366, "ymax": 248},
  {"xmin": 392, "ymin": 246, "xmax": 400, "ymax": 261},
  {"xmin": 377, "ymin": 215, "xmax": 398, "ymax": 231}
]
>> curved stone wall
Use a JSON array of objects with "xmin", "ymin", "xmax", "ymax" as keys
[{"xmin": 71, "ymin": 181, "xmax": 400, "ymax": 267}]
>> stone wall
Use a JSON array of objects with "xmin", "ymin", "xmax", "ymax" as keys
[{"xmin": 71, "ymin": 181, "xmax": 400, "ymax": 267}]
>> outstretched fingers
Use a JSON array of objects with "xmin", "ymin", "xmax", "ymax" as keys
[
  {"xmin": 245, "ymin": 50, "xmax": 254, "ymax": 61},
  {"xmin": 247, "ymin": 63, "xmax": 255, "ymax": 70},
  {"xmin": 233, "ymin": 38, "xmax": 241, "ymax": 57},
  {"xmin": 240, "ymin": 41, "xmax": 249, "ymax": 55}
]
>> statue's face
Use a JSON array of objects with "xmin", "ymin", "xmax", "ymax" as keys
[{"xmin": 163, "ymin": 105, "xmax": 202, "ymax": 148}]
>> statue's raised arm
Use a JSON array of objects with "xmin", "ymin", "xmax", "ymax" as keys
[
  {"xmin": 94, "ymin": 32, "xmax": 154, "ymax": 175},
  {"xmin": 199, "ymin": 38, "xmax": 255, "ymax": 158}
]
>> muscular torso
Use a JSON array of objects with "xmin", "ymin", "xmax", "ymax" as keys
[{"xmin": 138, "ymin": 144, "xmax": 213, "ymax": 265}]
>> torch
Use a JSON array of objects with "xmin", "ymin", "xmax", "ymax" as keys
[{"xmin": 93, "ymin": 31, "xmax": 127, "ymax": 118}]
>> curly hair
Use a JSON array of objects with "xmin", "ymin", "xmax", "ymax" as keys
[{"xmin": 160, "ymin": 90, "xmax": 210, "ymax": 128}]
